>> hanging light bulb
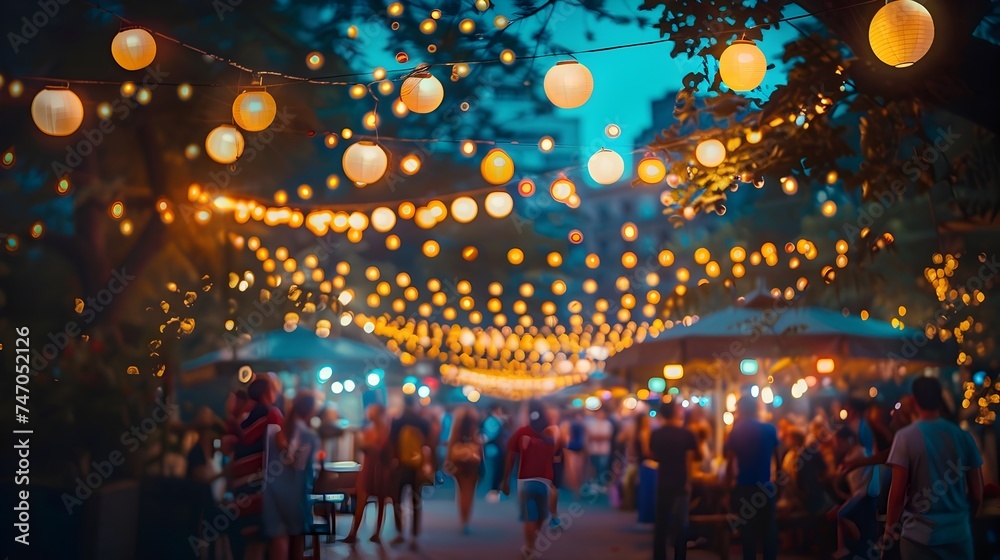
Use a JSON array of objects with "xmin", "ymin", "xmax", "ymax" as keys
[
  {"xmin": 111, "ymin": 28, "xmax": 156, "ymax": 70},
  {"xmin": 451, "ymin": 196, "xmax": 479, "ymax": 223},
  {"xmin": 869, "ymin": 0, "xmax": 935, "ymax": 68},
  {"xmin": 719, "ymin": 39, "xmax": 767, "ymax": 91},
  {"xmin": 543, "ymin": 61, "xmax": 594, "ymax": 109},
  {"xmin": 31, "ymin": 87, "xmax": 84, "ymax": 136},
  {"xmin": 695, "ymin": 139, "xmax": 726, "ymax": 167},
  {"xmin": 480, "ymin": 148, "xmax": 515, "ymax": 185},
  {"xmin": 587, "ymin": 148, "xmax": 625, "ymax": 185},
  {"xmin": 205, "ymin": 125, "xmax": 245, "ymax": 164},
  {"xmin": 232, "ymin": 88, "xmax": 277, "ymax": 132},
  {"xmin": 637, "ymin": 157, "xmax": 667, "ymax": 183},
  {"xmin": 484, "ymin": 192, "xmax": 514, "ymax": 218},
  {"xmin": 399, "ymin": 72, "xmax": 444, "ymax": 114},
  {"xmin": 342, "ymin": 141, "xmax": 388, "ymax": 186}
]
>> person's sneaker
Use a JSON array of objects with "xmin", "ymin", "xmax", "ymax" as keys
[
  {"xmin": 486, "ymin": 490, "xmax": 500, "ymax": 503},
  {"xmin": 389, "ymin": 535, "xmax": 406, "ymax": 546},
  {"xmin": 462, "ymin": 525, "xmax": 472, "ymax": 535}
]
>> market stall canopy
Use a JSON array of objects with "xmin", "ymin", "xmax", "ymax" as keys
[
  {"xmin": 607, "ymin": 289, "xmax": 955, "ymax": 380},
  {"xmin": 180, "ymin": 326, "xmax": 403, "ymax": 386}
]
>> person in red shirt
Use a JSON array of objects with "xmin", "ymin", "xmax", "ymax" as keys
[{"xmin": 501, "ymin": 400, "xmax": 561, "ymax": 557}]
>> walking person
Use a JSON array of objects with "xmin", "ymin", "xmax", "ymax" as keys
[
  {"xmin": 446, "ymin": 406, "xmax": 483, "ymax": 535},
  {"xmin": 648, "ymin": 400, "xmax": 700, "ymax": 560},
  {"xmin": 724, "ymin": 397, "xmax": 780, "ymax": 560},
  {"xmin": 481, "ymin": 404, "xmax": 508, "ymax": 501},
  {"xmin": 562, "ymin": 409, "xmax": 587, "ymax": 499},
  {"xmin": 883, "ymin": 377, "xmax": 984, "ymax": 559},
  {"xmin": 263, "ymin": 392, "xmax": 321, "ymax": 560},
  {"xmin": 389, "ymin": 395, "xmax": 433, "ymax": 550},
  {"xmin": 501, "ymin": 400, "xmax": 560, "ymax": 558},
  {"xmin": 829, "ymin": 427, "xmax": 876, "ymax": 558},
  {"xmin": 344, "ymin": 403, "xmax": 391, "ymax": 544},
  {"xmin": 585, "ymin": 408, "xmax": 614, "ymax": 492}
]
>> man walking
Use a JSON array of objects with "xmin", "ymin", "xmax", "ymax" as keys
[
  {"xmin": 883, "ymin": 376, "xmax": 984, "ymax": 559},
  {"xmin": 389, "ymin": 395, "xmax": 432, "ymax": 550},
  {"xmin": 648, "ymin": 401, "xmax": 700, "ymax": 560},
  {"xmin": 724, "ymin": 397, "xmax": 780, "ymax": 560}
]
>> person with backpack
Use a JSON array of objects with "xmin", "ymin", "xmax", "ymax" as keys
[
  {"xmin": 500, "ymin": 400, "xmax": 561, "ymax": 557},
  {"xmin": 389, "ymin": 395, "xmax": 432, "ymax": 550},
  {"xmin": 446, "ymin": 406, "xmax": 484, "ymax": 535}
]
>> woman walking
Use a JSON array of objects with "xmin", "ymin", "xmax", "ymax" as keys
[
  {"xmin": 263, "ymin": 392, "xmax": 321, "ymax": 560},
  {"xmin": 446, "ymin": 406, "xmax": 483, "ymax": 535},
  {"xmin": 344, "ymin": 403, "xmax": 392, "ymax": 544}
]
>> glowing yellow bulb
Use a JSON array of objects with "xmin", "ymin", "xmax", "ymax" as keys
[
  {"xmin": 400, "ymin": 154, "xmax": 421, "ymax": 175},
  {"xmin": 420, "ymin": 19, "xmax": 437, "ymax": 33},
  {"xmin": 621, "ymin": 222, "xmax": 638, "ymax": 241},
  {"xmin": 459, "ymin": 19, "xmax": 475, "ymax": 33},
  {"xmin": 500, "ymin": 49, "xmax": 515, "ymax": 64},
  {"xmin": 306, "ymin": 52, "xmax": 324, "ymax": 70},
  {"xmin": 538, "ymin": 136, "xmax": 554, "ymax": 152},
  {"xmin": 507, "ymin": 248, "xmax": 524, "ymax": 265}
]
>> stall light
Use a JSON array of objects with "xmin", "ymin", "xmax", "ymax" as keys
[
  {"xmin": 773, "ymin": 395, "xmax": 783, "ymax": 408},
  {"xmin": 331, "ymin": 381, "xmax": 344, "ymax": 394},
  {"xmin": 723, "ymin": 411, "xmax": 735, "ymax": 425},
  {"xmin": 750, "ymin": 385, "xmax": 760, "ymax": 398},
  {"xmin": 317, "ymin": 366, "xmax": 333, "ymax": 382},
  {"xmin": 816, "ymin": 358, "xmax": 835, "ymax": 374},
  {"xmin": 726, "ymin": 393, "xmax": 738, "ymax": 412},
  {"xmin": 367, "ymin": 369, "xmax": 383, "ymax": 387},
  {"xmin": 648, "ymin": 377, "xmax": 666, "ymax": 393},
  {"xmin": 585, "ymin": 396, "xmax": 601, "ymax": 410},
  {"xmin": 681, "ymin": 399, "xmax": 690, "ymax": 408},
  {"xmin": 740, "ymin": 359, "xmax": 758, "ymax": 375},
  {"xmin": 344, "ymin": 380, "xmax": 356, "ymax": 392},
  {"xmin": 663, "ymin": 364, "xmax": 684, "ymax": 380},
  {"xmin": 623, "ymin": 397, "xmax": 638, "ymax": 410},
  {"xmin": 571, "ymin": 398, "xmax": 583, "ymax": 408},
  {"xmin": 761, "ymin": 386, "xmax": 774, "ymax": 404},
  {"xmin": 417, "ymin": 385, "xmax": 431, "ymax": 399},
  {"xmin": 839, "ymin": 409, "xmax": 848, "ymax": 420},
  {"xmin": 402, "ymin": 382, "xmax": 416, "ymax": 394}
]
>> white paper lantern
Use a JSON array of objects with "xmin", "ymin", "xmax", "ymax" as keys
[
  {"xmin": 451, "ymin": 196, "xmax": 479, "ymax": 223},
  {"xmin": 342, "ymin": 141, "xmax": 388, "ymax": 185},
  {"xmin": 205, "ymin": 125, "xmax": 245, "ymax": 164},
  {"xmin": 587, "ymin": 148, "xmax": 625, "ymax": 185},
  {"xmin": 869, "ymin": 0, "xmax": 934, "ymax": 68},
  {"xmin": 31, "ymin": 87, "xmax": 84, "ymax": 136},
  {"xmin": 111, "ymin": 28, "xmax": 156, "ymax": 71},
  {"xmin": 371, "ymin": 207, "xmax": 397, "ymax": 232},
  {"xmin": 484, "ymin": 191, "xmax": 513, "ymax": 218},
  {"xmin": 543, "ymin": 61, "xmax": 593, "ymax": 109},
  {"xmin": 232, "ymin": 89, "xmax": 277, "ymax": 132},
  {"xmin": 399, "ymin": 72, "xmax": 444, "ymax": 113},
  {"xmin": 695, "ymin": 139, "xmax": 726, "ymax": 167},
  {"xmin": 719, "ymin": 39, "xmax": 767, "ymax": 91}
]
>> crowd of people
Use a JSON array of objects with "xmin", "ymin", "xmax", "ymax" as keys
[{"xmin": 173, "ymin": 372, "xmax": 992, "ymax": 560}]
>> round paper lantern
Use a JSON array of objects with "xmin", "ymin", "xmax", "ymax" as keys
[
  {"xmin": 232, "ymin": 89, "xmax": 277, "ymax": 131},
  {"xmin": 869, "ymin": 0, "xmax": 934, "ymax": 68},
  {"xmin": 695, "ymin": 139, "xmax": 726, "ymax": 167},
  {"xmin": 371, "ymin": 207, "xmax": 397, "ymax": 232},
  {"xmin": 400, "ymin": 72, "xmax": 444, "ymax": 113},
  {"xmin": 484, "ymin": 191, "xmax": 514, "ymax": 218},
  {"xmin": 451, "ymin": 196, "xmax": 479, "ymax": 223},
  {"xmin": 205, "ymin": 125, "xmax": 245, "ymax": 164},
  {"xmin": 111, "ymin": 28, "xmax": 156, "ymax": 71},
  {"xmin": 543, "ymin": 61, "xmax": 594, "ymax": 109},
  {"xmin": 342, "ymin": 141, "xmax": 388, "ymax": 185},
  {"xmin": 550, "ymin": 178, "xmax": 575, "ymax": 202},
  {"xmin": 719, "ymin": 39, "xmax": 767, "ymax": 91},
  {"xmin": 637, "ymin": 157, "xmax": 667, "ymax": 183},
  {"xmin": 587, "ymin": 148, "xmax": 625, "ymax": 185},
  {"xmin": 480, "ymin": 148, "xmax": 515, "ymax": 185},
  {"xmin": 31, "ymin": 87, "xmax": 84, "ymax": 136}
]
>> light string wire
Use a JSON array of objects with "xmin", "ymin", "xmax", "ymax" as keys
[{"xmin": 14, "ymin": 0, "xmax": 881, "ymax": 89}]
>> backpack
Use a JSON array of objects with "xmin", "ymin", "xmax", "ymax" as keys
[{"xmin": 397, "ymin": 424, "xmax": 426, "ymax": 470}]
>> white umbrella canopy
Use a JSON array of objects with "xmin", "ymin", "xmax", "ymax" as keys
[{"xmin": 607, "ymin": 289, "xmax": 954, "ymax": 381}]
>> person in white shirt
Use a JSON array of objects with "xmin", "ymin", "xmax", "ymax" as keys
[{"xmin": 585, "ymin": 409, "xmax": 614, "ymax": 491}]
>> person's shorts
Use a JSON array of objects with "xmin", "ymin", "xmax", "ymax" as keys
[
  {"xmin": 518, "ymin": 479, "xmax": 550, "ymax": 522},
  {"xmin": 552, "ymin": 461, "xmax": 564, "ymax": 489}
]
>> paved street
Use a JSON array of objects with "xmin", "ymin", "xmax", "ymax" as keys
[{"xmin": 318, "ymin": 484, "xmax": 813, "ymax": 560}]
